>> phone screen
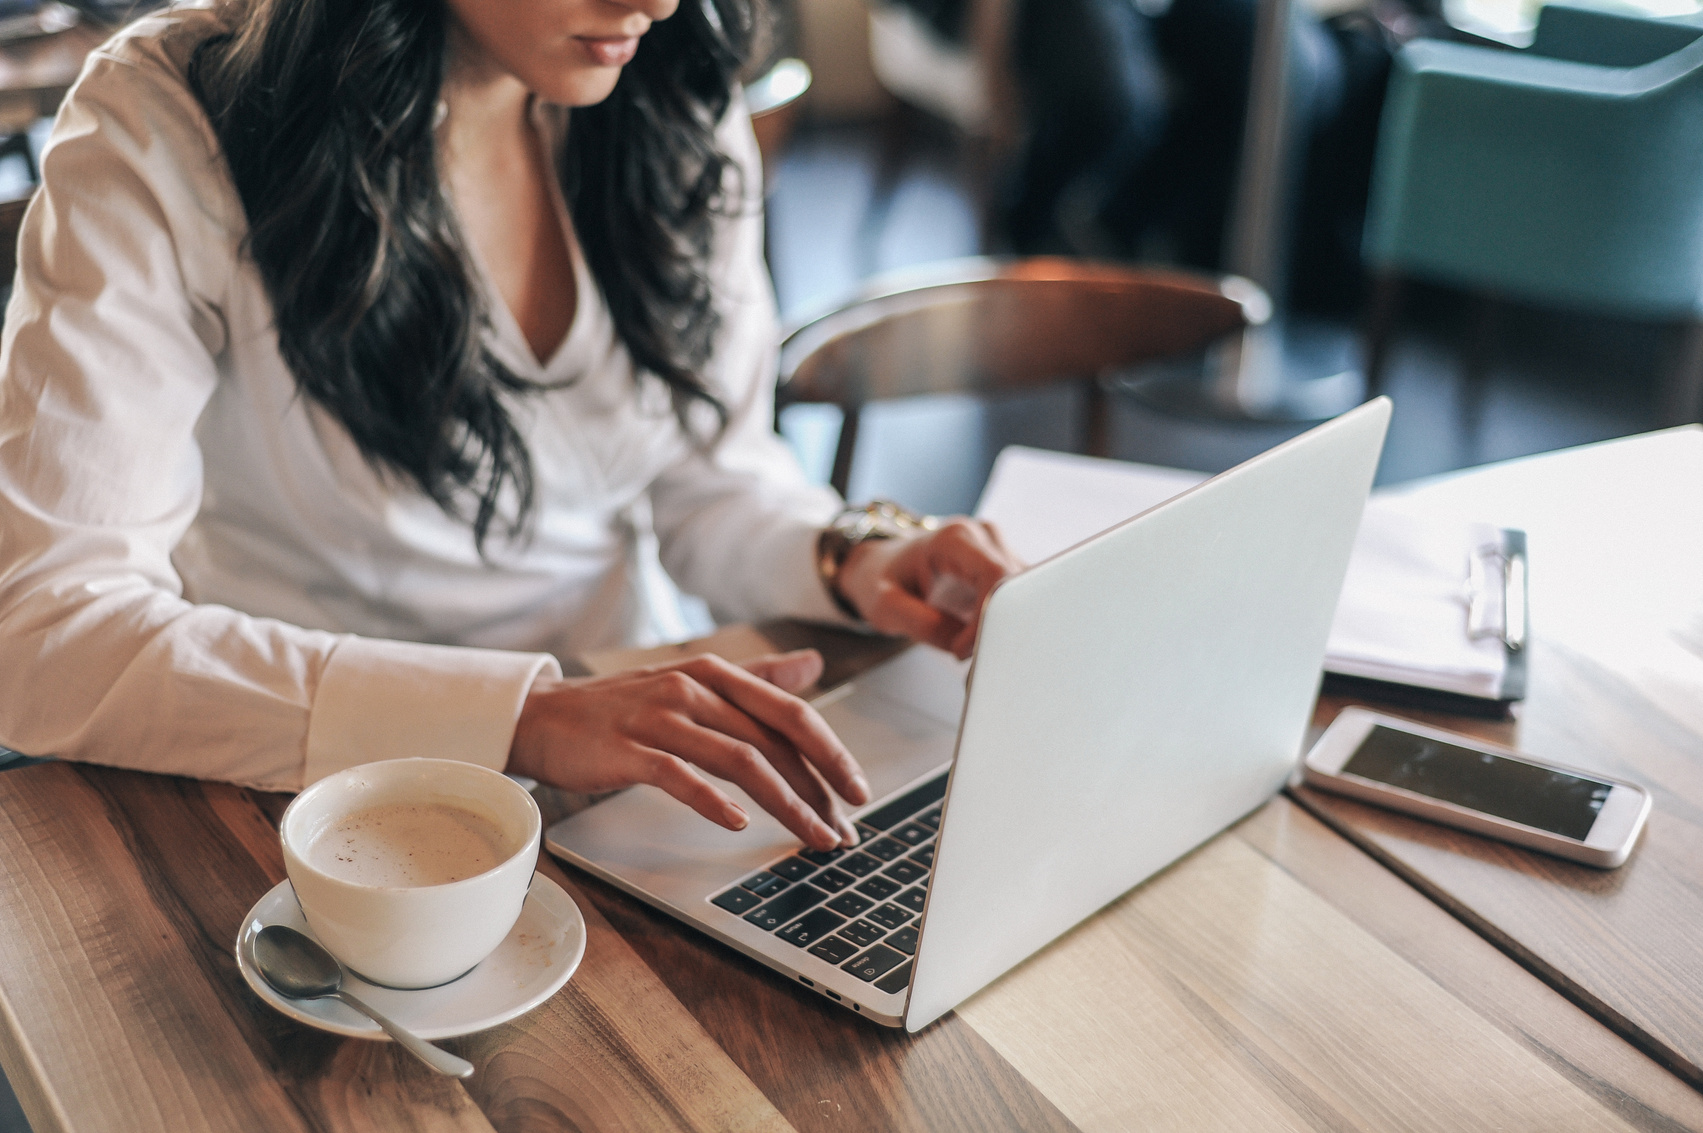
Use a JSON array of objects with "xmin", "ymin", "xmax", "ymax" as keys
[{"xmin": 1341, "ymin": 726, "xmax": 1612, "ymax": 840}]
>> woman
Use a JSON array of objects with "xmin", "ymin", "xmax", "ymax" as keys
[{"xmin": 0, "ymin": 0, "xmax": 1017, "ymax": 852}]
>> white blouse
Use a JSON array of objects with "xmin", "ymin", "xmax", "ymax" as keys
[{"xmin": 0, "ymin": 9, "xmax": 845, "ymax": 791}]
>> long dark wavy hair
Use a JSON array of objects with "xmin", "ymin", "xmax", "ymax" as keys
[{"xmin": 189, "ymin": 0, "xmax": 758, "ymax": 551}]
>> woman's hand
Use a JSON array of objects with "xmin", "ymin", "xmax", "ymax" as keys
[
  {"xmin": 507, "ymin": 650, "xmax": 869, "ymax": 851},
  {"xmin": 836, "ymin": 518, "xmax": 1024, "ymax": 659}
]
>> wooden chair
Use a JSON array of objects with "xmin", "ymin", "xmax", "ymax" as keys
[{"xmin": 777, "ymin": 256, "xmax": 1258, "ymax": 495}]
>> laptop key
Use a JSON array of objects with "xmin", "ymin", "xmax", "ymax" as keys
[
  {"xmin": 883, "ymin": 859, "xmax": 927, "ymax": 885},
  {"xmin": 887, "ymin": 925, "xmax": 918, "ymax": 955},
  {"xmin": 918, "ymin": 806, "xmax": 943, "ymax": 829},
  {"xmin": 837, "ymin": 852, "xmax": 882, "ymax": 878},
  {"xmin": 777, "ymin": 907, "xmax": 847, "ymax": 948},
  {"xmin": 854, "ymin": 822, "xmax": 880, "ymax": 844},
  {"xmin": 891, "ymin": 822, "xmax": 932, "ymax": 846},
  {"xmin": 908, "ymin": 845, "xmax": 936, "ymax": 869},
  {"xmin": 867, "ymin": 903, "xmax": 913, "ymax": 931},
  {"xmin": 769, "ymin": 856, "xmax": 816, "ymax": 882},
  {"xmin": 743, "ymin": 883, "xmax": 828, "ymax": 932},
  {"xmin": 711, "ymin": 887, "xmax": 762, "ymax": 915},
  {"xmin": 857, "ymin": 773, "xmax": 950, "ymax": 831},
  {"xmin": 843, "ymin": 944, "xmax": 907, "ymax": 982},
  {"xmin": 838, "ymin": 919, "xmax": 887, "ymax": 948},
  {"xmin": 895, "ymin": 886, "xmax": 928, "ymax": 914},
  {"xmin": 811, "ymin": 867, "xmax": 855, "ymax": 893},
  {"xmin": 741, "ymin": 871, "xmax": 788, "ymax": 898},
  {"xmin": 855, "ymin": 875, "xmax": 900, "ymax": 900},
  {"xmin": 864, "ymin": 837, "xmax": 909, "ymax": 862},
  {"xmin": 798, "ymin": 846, "xmax": 846, "ymax": 867},
  {"xmin": 826, "ymin": 891, "xmax": 873, "ymax": 917},
  {"xmin": 808, "ymin": 935, "xmax": 859, "ymax": 965},
  {"xmin": 874, "ymin": 960, "xmax": 914, "ymax": 994}
]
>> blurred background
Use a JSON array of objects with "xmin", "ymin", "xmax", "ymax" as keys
[
  {"xmin": 750, "ymin": 0, "xmax": 1703, "ymax": 514},
  {"xmin": 0, "ymin": 0, "xmax": 1697, "ymax": 524}
]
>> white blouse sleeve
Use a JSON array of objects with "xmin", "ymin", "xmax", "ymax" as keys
[
  {"xmin": 0, "ymin": 39, "xmax": 557, "ymax": 791},
  {"xmin": 647, "ymin": 95, "xmax": 851, "ymax": 626}
]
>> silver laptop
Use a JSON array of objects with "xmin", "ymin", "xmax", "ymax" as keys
[{"xmin": 546, "ymin": 397, "xmax": 1391, "ymax": 1030}]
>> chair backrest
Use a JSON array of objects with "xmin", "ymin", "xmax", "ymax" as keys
[
  {"xmin": 778, "ymin": 256, "xmax": 1256, "ymax": 492},
  {"xmin": 1530, "ymin": 5, "xmax": 1703, "ymax": 67},
  {"xmin": 1366, "ymin": 16, "xmax": 1703, "ymax": 318},
  {"xmin": 780, "ymin": 256, "xmax": 1252, "ymax": 404}
]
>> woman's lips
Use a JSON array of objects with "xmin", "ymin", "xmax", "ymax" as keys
[{"xmin": 577, "ymin": 37, "xmax": 639, "ymax": 67}]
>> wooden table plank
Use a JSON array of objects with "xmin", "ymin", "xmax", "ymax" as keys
[
  {"xmin": 573, "ymin": 869, "xmax": 1079, "ymax": 1133},
  {"xmin": 1285, "ymin": 430, "xmax": 1703, "ymax": 1091},
  {"xmin": 956, "ymin": 798, "xmax": 1648, "ymax": 1133},
  {"xmin": 0, "ymin": 762, "xmax": 795, "ymax": 1133},
  {"xmin": 1240, "ymin": 797, "xmax": 1703, "ymax": 1133}
]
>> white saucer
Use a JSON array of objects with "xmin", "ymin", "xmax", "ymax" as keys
[{"xmin": 236, "ymin": 872, "xmax": 585, "ymax": 1040}]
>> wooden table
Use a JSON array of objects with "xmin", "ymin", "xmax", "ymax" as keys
[{"xmin": 4, "ymin": 429, "xmax": 1703, "ymax": 1132}]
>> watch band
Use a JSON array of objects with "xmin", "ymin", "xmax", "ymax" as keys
[{"xmin": 816, "ymin": 500, "xmax": 939, "ymax": 619}]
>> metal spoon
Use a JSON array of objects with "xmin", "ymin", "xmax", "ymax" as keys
[{"xmin": 253, "ymin": 924, "xmax": 474, "ymax": 1078}]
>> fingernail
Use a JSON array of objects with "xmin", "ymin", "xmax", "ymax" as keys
[
  {"xmin": 837, "ymin": 816, "xmax": 859, "ymax": 845},
  {"xmin": 813, "ymin": 817, "xmax": 839, "ymax": 846},
  {"xmin": 726, "ymin": 804, "xmax": 749, "ymax": 830}
]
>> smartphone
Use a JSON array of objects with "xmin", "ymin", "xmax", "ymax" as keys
[{"xmin": 1301, "ymin": 708, "xmax": 1651, "ymax": 868}]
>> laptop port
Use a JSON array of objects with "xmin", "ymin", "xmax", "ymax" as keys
[
  {"xmin": 800, "ymin": 977, "xmax": 814, "ymax": 987},
  {"xmin": 826, "ymin": 990, "xmax": 841, "ymax": 1001}
]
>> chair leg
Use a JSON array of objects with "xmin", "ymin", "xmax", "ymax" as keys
[
  {"xmin": 1659, "ymin": 318, "xmax": 1703, "ymax": 426},
  {"xmin": 829, "ymin": 404, "xmax": 862, "ymax": 500},
  {"xmin": 1362, "ymin": 272, "xmax": 1404, "ymax": 399},
  {"xmin": 1084, "ymin": 377, "xmax": 1111, "ymax": 458},
  {"xmin": 1460, "ymin": 294, "xmax": 1501, "ymax": 461}
]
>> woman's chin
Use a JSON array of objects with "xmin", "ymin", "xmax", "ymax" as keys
[{"xmin": 527, "ymin": 66, "xmax": 625, "ymax": 108}]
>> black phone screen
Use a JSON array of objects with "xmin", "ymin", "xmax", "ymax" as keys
[{"xmin": 1341, "ymin": 726, "xmax": 1612, "ymax": 840}]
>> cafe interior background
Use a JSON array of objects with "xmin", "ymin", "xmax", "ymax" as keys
[{"xmin": 2, "ymin": 0, "xmax": 1701, "ymax": 1124}]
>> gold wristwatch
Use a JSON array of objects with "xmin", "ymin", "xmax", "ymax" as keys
[{"xmin": 816, "ymin": 500, "xmax": 939, "ymax": 619}]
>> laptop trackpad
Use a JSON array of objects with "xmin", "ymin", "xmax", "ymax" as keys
[{"xmin": 544, "ymin": 645, "xmax": 965, "ymax": 896}]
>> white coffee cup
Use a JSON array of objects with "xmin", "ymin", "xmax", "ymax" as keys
[{"xmin": 280, "ymin": 758, "xmax": 541, "ymax": 989}]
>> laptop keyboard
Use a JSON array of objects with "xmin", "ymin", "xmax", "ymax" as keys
[{"xmin": 709, "ymin": 772, "xmax": 948, "ymax": 996}]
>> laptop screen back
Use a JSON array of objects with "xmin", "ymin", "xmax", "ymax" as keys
[{"xmin": 905, "ymin": 399, "xmax": 1390, "ymax": 1030}]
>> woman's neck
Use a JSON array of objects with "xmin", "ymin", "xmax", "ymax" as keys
[
  {"xmin": 438, "ymin": 24, "xmax": 579, "ymax": 367},
  {"xmin": 440, "ymin": 28, "xmax": 534, "ymax": 178}
]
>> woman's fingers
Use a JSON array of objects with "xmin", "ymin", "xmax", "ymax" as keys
[
  {"xmin": 919, "ymin": 519, "xmax": 1016, "ymax": 597},
  {"xmin": 835, "ymin": 517, "xmax": 1025, "ymax": 659},
  {"xmin": 740, "ymin": 648, "xmax": 823, "ymax": 694},
  {"xmin": 675, "ymin": 654, "xmax": 871, "ymax": 809},
  {"xmin": 510, "ymin": 652, "xmax": 871, "ymax": 849},
  {"xmin": 862, "ymin": 577, "xmax": 962, "ymax": 655},
  {"xmin": 635, "ymin": 745, "xmax": 751, "ymax": 832},
  {"xmin": 675, "ymin": 679, "xmax": 858, "ymax": 844},
  {"xmin": 652, "ymin": 711, "xmax": 846, "ymax": 850}
]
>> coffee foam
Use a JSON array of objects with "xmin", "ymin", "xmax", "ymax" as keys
[{"xmin": 306, "ymin": 802, "xmax": 508, "ymax": 888}]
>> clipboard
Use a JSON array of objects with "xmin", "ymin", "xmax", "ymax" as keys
[{"xmin": 1321, "ymin": 526, "xmax": 1527, "ymax": 718}]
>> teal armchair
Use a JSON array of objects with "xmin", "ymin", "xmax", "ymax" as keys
[{"xmin": 1362, "ymin": 5, "xmax": 1703, "ymax": 421}]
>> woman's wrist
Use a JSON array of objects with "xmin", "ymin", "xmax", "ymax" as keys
[
  {"xmin": 507, "ymin": 672, "xmax": 567, "ymax": 782},
  {"xmin": 816, "ymin": 500, "xmax": 937, "ymax": 619}
]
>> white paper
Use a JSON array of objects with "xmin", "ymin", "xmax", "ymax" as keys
[{"xmin": 976, "ymin": 446, "xmax": 1508, "ymax": 699}]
